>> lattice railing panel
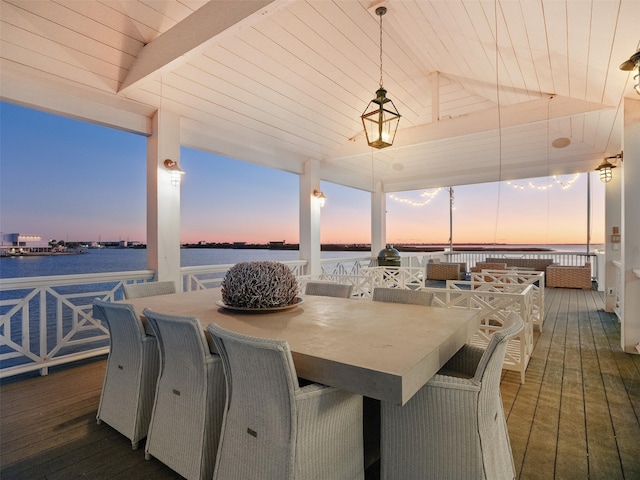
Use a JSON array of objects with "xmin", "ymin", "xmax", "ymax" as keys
[
  {"xmin": 366, "ymin": 267, "xmax": 425, "ymax": 290},
  {"xmin": 0, "ymin": 271, "xmax": 154, "ymax": 378},
  {"xmin": 424, "ymin": 284, "xmax": 534, "ymax": 383},
  {"xmin": 470, "ymin": 271, "xmax": 545, "ymax": 331}
]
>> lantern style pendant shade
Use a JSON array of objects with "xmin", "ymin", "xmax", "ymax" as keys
[
  {"xmin": 362, "ymin": 87, "xmax": 401, "ymax": 149},
  {"xmin": 361, "ymin": 6, "xmax": 400, "ymax": 149}
]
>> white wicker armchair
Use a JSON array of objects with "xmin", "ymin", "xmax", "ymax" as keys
[
  {"xmin": 304, "ymin": 281, "xmax": 353, "ymax": 298},
  {"xmin": 380, "ymin": 312, "xmax": 524, "ymax": 480},
  {"xmin": 92, "ymin": 299, "xmax": 160, "ymax": 450},
  {"xmin": 373, "ymin": 287, "xmax": 434, "ymax": 306},
  {"xmin": 123, "ymin": 280, "xmax": 176, "ymax": 299},
  {"xmin": 143, "ymin": 309, "xmax": 225, "ymax": 480},
  {"xmin": 207, "ymin": 322, "xmax": 364, "ymax": 480}
]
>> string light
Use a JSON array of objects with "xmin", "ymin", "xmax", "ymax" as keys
[
  {"xmin": 392, "ymin": 173, "xmax": 580, "ymax": 208},
  {"xmin": 506, "ymin": 174, "xmax": 580, "ymax": 191},
  {"xmin": 389, "ymin": 188, "xmax": 443, "ymax": 207}
]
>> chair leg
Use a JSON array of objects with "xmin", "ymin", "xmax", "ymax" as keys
[
  {"xmin": 145, "ymin": 452, "xmax": 152, "ymax": 460},
  {"xmin": 132, "ymin": 441, "xmax": 139, "ymax": 450}
]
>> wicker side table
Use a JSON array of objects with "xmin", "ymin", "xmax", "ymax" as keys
[
  {"xmin": 427, "ymin": 263, "xmax": 463, "ymax": 280},
  {"xmin": 546, "ymin": 264, "xmax": 592, "ymax": 289}
]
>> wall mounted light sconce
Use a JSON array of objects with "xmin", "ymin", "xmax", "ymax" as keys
[
  {"xmin": 610, "ymin": 226, "xmax": 621, "ymax": 244},
  {"xmin": 595, "ymin": 152, "xmax": 622, "ymax": 183},
  {"xmin": 611, "ymin": 226, "xmax": 621, "ymax": 251},
  {"xmin": 313, "ymin": 189, "xmax": 326, "ymax": 207},
  {"xmin": 620, "ymin": 49, "xmax": 640, "ymax": 95},
  {"xmin": 164, "ymin": 159, "xmax": 185, "ymax": 186}
]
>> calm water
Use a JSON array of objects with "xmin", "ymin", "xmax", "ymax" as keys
[
  {"xmin": 0, "ymin": 244, "xmax": 602, "ymax": 280},
  {"xmin": 0, "ymin": 248, "xmax": 364, "ymax": 279}
]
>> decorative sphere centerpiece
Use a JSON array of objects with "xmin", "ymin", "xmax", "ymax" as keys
[{"xmin": 221, "ymin": 261, "xmax": 299, "ymax": 309}]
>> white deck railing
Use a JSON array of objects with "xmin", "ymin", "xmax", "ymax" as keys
[
  {"xmin": 0, "ymin": 270, "xmax": 155, "ymax": 378},
  {"xmin": 469, "ymin": 271, "xmax": 545, "ymax": 332},
  {"xmin": 0, "ymin": 252, "xmax": 593, "ymax": 379},
  {"xmin": 446, "ymin": 250, "xmax": 598, "ymax": 279},
  {"xmin": 426, "ymin": 283, "xmax": 534, "ymax": 383},
  {"xmin": 0, "ymin": 256, "xmax": 377, "ymax": 378}
]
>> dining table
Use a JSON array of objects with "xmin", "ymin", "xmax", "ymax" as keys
[{"xmin": 121, "ymin": 288, "xmax": 481, "ymax": 406}]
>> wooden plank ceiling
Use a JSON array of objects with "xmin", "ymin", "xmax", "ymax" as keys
[{"xmin": 1, "ymin": 0, "xmax": 638, "ymax": 192}]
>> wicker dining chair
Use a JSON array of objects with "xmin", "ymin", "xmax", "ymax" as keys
[
  {"xmin": 143, "ymin": 309, "xmax": 225, "ymax": 480},
  {"xmin": 92, "ymin": 299, "xmax": 160, "ymax": 450},
  {"xmin": 368, "ymin": 286, "xmax": 435, "ymax": 469},
  {"xmin": 304, "ymin": 281, "xmax": 353, "ymax": 298},
  {"xmin": 123, "ymin": 280, "xmax": 176, "ymax": 299},
  {"xmin": 372, "ymin": 287, "xmax": 434, "ymax": 306},
  {"xmin": 207, "ymin": 322, "xmax": 364, "ymax": 480},
  {"xmin": 380, "ymin": 312, "xmax": 524, "ymax": 480}
]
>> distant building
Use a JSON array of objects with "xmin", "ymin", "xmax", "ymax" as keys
[{"xmin": 0, "ymin": 233, "xmax": 51, "ymax": 256}]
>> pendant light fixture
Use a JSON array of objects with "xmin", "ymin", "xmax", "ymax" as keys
[{"xmin": 361, "ymin": 6, "xmax": 400, "ymax": 149}]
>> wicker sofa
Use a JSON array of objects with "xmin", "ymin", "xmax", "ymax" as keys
[
  {"xmin": 470, "ymin": 262, "xmax": 508, "ymax": 273},
  {"xmin": 485, "ymin": 257, "xmax": 555, "ymax": 273},
  {"xmin": 546, "ymin": 264, "xmax": 592, "ymax": 289}
]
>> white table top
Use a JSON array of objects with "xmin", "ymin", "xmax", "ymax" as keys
[{"xmin": 123, "ymin": 288, "xmax": 481, "ymax": 405}]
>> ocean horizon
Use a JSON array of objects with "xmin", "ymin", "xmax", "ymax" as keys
[{"xmin": 0, "ymin": 243, "xmax": 603, "ymax": 280}]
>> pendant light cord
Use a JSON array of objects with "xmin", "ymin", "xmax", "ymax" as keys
[{"xmin": 379, "ymin": 8, "xmax": 384, "ymax": 88}]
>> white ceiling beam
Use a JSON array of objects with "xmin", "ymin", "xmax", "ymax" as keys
[
  {"xmin": 330, "ymin": 96, "xmax": 614, "ymax": 161},
  {"xmin": 382, "ymin": 151, "xmax": 604, "ymax": 193},
  {"xmin": 0, "ymin": 61, "xmax": 153, "ymax": 135},
  {"xmin": 119, "ymin": 0, "xmax": 289, "ymax": 93}
]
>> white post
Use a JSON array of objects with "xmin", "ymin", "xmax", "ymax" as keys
[
  {"xmin": 621, "ymin": 97, "xmax": 640, "ymax": 354},
  {"xmin": 586, "ymin": 173, "xmax": 591, "ymax": 253},
  {"xmin": 449, "ymin": 186, "xmax": 454, "ymax": 251},
  {"xmin": 604, "ymin": 167, "xmax": 622, "ymax": 310},
  {"xmin": 371, "ymin": 180, "xmax": 386, "ymax": 257},
  {"xmin": 299, "ymin": 160, "xmax": 322, "ymax": 276},
  {"xmin": 146, "ymin": 108, "xmax": 182, "ymax": 287}
]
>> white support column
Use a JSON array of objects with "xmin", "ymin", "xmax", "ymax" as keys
[
  {"xmin": 621, "ymin": 97, "xmax": 640, "ymax": 354},
  {"xmin": 604, "ymin": 169, "xmax": 622, "ymax": 311},
  {"xmin": 371, "ymin": 180, "xmax": 386, "ymax": 257},
  {"xmin": 299, "ymin": 160, "xmax": 322, "ymax": 276},
  {"xmin": 146, "ymin": 108, "xmax": 182, "ymax": 287}
]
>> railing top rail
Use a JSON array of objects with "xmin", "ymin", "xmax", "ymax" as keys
[
  {"xmin": 447, "ymin": 250, "xmax": 597, "ymax": 256},
  {"xmin": 181, "ymin": 259, "xmax": 308, "ymax": 271},
  {"xmin": 441, "ymin": 282, "xmax": 534, "ymax": 296},
  {"xmin": 0, "ymin": 270, "xmax": 155, "ymax": 289},
  {"xmin": 320, "ymin": 256, "xmax": 374, "ymax": 264}
]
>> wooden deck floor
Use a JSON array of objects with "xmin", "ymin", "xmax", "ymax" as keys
[{"xmin": 1, "ymin": 288, "xmax": 639, "ymax": 479}]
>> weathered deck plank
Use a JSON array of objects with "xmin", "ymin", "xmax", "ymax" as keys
[{"xmin": 1, "ymin": 288, "xmax": 639, "ymax": 480}]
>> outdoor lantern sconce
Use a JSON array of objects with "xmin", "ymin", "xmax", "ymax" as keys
[
  {"xmin": 620, "ymin": 49, "xmax": 640, "ymax": 95},
  {"xmin": 361, "ymin": 6, "xmax": 400, "ymax": 149},
  {"xmin": 164, "ymin": 159, "xmax": 185, "ymax": 186},
  {"xmin": 313, "ymin": 189, "xmax": 326, "ymax": 207},
  {"xmin": 595, "ymin": 152, "xmax": 622, "ymax": 183},
  {"xmin": 610, "ymin": 226, "xmax": 621, "ymax": 244}
]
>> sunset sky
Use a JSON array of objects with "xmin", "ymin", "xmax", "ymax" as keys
[{"xmin": 0, "ymin": 102, "xmax": 605, "ymax": 247}]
